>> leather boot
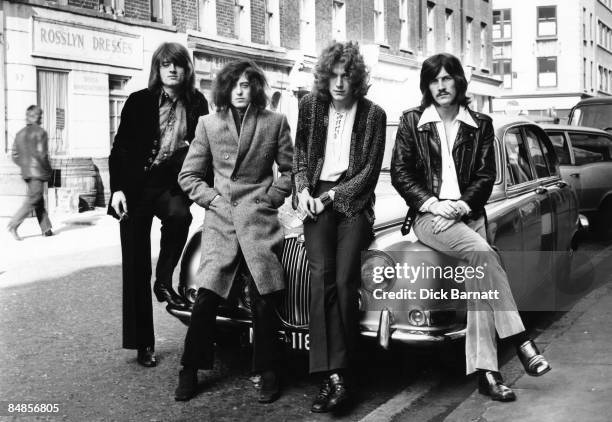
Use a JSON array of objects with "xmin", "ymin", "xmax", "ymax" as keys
[
  {"xmin": 258, "ymin": 370, "xmax": 281, "ymax": 403},
  {"xmin": 517, "ymin": 340, "xmax": 551, "ymax": 376},
  {"xmin": 327, "ymin": 373, "xmax": 350, "ymax": 411},
  {"xmin": 311, "ymin": 377, "xmax": 332, "ymax": 413},
  {"xmin": 478, "ymin": 370, "xmax": 516, "ymax": 402},
  {"xmin": 153, "ymin": 281, "xmax": 187, "ymax": 309},
  {"xmin": 174, "ymin": 367, "xmax": 198, "ymax": 401},
  {"xmin": 136, "ymin": 346, "xmax": 157, "ymax": 368}
]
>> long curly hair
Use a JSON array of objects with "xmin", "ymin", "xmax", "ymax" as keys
[
  {"xmin": 212, "ymin": 60, "xmax": 269, "ymax": 111},
  {"xmin": 148, "ymin": 42, "xmax": 197, "ymax": 104},
  {"xmin": 312, "ymin": 41, "xmax": 370, "ymax": 103},
  {"xmin": 420, "ymin": 53, "xmax": 470, "ymax": 108}
]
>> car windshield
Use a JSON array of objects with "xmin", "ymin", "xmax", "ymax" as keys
[{"xmin": 570, "ymin": 104, "xmax": 612, "ymax": 130}]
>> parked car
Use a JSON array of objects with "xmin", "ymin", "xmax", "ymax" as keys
[
  {"xmin": 541, "ymin": 124, "xmax": 612, "ymax": 237},
  {"xmin": 568, "ymin": 96, "xmax": 612, "ymax": 133},
  {"xmin": 168, "ymin": 116, "xmax": 582, "ymax": 351}
]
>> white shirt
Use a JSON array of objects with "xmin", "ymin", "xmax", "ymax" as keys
[
  {"xmin": 417, "ymin": 105, "xmax": 478, "ymax": 213},
  {"xmin": 319, "ymin": 102, "xmax": 358, "ymax": 182}
]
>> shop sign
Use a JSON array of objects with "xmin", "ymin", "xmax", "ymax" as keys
[{"xmin": 32, "ymin": 18, "xmax": 143, "ymax": 69}]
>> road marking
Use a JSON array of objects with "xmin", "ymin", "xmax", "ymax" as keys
[{"xmin": 359, "ymin": 377, "xmax": 438, "ymax": 422}]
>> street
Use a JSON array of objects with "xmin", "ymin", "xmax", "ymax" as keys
[{"xmin": 1, "ymin": 211, "xmax": 611, "ymax": 421}]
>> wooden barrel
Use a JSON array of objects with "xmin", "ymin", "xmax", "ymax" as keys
[
  {"xmin": 92, "ymin": 157, "xmax": 110, "ymax": 207},
  {"xmin": 50, "ymin": 157, "xmax": 97, "ymax": 211}
]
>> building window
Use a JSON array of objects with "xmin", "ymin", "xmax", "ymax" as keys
[
  {"xmin": 265, "ymin": 0, "xmax": 280, "ymax": 46},
  {"xmin": 198, "ymin": 0, "xmax": 216, "ymax": 34},
  {"xmin": 583, "ymin": 8, "xmax": 587, "ymax": 40},
  {"xmin": 465, "ymin": 17, "xmax": 473, "ymax": 65},
  {"xmin": 234, "ymin": 0, "xmax": 251, "ymax": 42},
  {"xmin": 427, "ymin": 2, "xmax": 435, "ymax": 55},
  {"xmin": 374, "ymin": 0, "xmax": 386, "ymax": 44},
  {"xmin": 599, "ymin": 66, "xmax": 604, "ymax": 91},
  {"xmin": 109, "ymin": 76, "xmax": 129, "ymax": 148},
  {"xmin": 480, "ymin": 23, "xmax": 487, "ymax": 68},
  {"xmin": 537, "ymin": 6, "xmax": 557, "ymax": 37},
  {"xmin": 299, "ymin": 0, "xmax": 315, "ymax": 53},
  {"xmin": 493, "ymin": 59, "xmax": 512, "ymax": 88},
  {"xmin": 151, "ymin": 0, "xmax": 172, "ymax": 25},
  {"xmin": 399, "ymin": 0, "xmax": 410, "ymax": 51},
  {"xmin": 332, "ymin": 0, "xmax": 346, "ymax": 41},
  {"xmin": 492, "ymin": 9, "xmax": 511, "ymax": 39},
  {"xmin": 37, "ymin": 69, "xmax": 68, "ymax": 156},
  {"xmin": 537, "ymin": 56, "xmax": 557, "ymax": 87},
  {"xmin": 99, "ymin": 0, "xmax": 124, "ymax": 15},
  {"xmin": 591, "ymin": 60, "xmax": 594, "ymax": 91},
  {"xmin": 445, "ymin": 9, "xmax": 453, "ymax": 52}
]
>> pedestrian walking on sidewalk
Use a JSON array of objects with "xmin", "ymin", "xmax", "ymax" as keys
[
  {"xmin": 108, "ymin": 42, "xmax": 209, "ymax": 368},
  {"xmin": 391, "ymin": 53, "xmax": 551, "ymax": 402},
  {"xmin": 8, "ymin": 105, "xmax": 53, "ymax": 241},
  {"xmin": 175, "ymin": 60, "xmax": 293, "ymax": 403}
]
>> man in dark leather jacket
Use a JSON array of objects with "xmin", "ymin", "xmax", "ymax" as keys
[
  {"xmin": 8, "ymin": 105, "xmax": 53, "ymax": 240},
  {"xmin": 391, "ymin": 53, "xmax": 551, "ymax": 402}
]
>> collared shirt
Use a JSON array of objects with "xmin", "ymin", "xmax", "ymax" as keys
[
  {"xmin": 153, "ymin": 90, "xmax": 187, "ymax": 166},
  {"xmin": 319, "ymin": 101, "xmax": 358, "ymax": 182},
  {"xmin": 417, "ymin": 105, "xmax": 477, "ymax": 213}
]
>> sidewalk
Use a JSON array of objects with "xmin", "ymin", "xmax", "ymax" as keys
[
  {"xmin": 0, "ymin": 205, "xmax": 206, "ymax": 288},
  {"xmin": 444, "ymin": 261, "xmax": 612, "ymax": 422}
]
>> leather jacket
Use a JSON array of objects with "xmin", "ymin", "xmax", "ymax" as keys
[{"xmin": 390, "ymin": 106, "xmax": 496, "ymax": 225}]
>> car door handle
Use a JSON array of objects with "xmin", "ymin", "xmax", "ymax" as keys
[
  {"xmin": 535, "ymin": 186, "xmax": 548, "ymax": 195},
  {"xmin": 570, "ymin": 173, "xmax": 580, "ymax": 178},
  {"xmin": 556, "ymin": 181, "xmax": 568, "ymax": 188}
]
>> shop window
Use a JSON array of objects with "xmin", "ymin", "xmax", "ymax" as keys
[
  {"xmin": 37, "ymin": 69, "xmax": 68, "ymax": 156},
  {"xmin": 109, "ymin": 76, "xmax": 129, "ymax": 148}
]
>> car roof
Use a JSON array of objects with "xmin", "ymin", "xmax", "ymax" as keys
[
  {"xmin": 489, "ymin": 113, "xmax": 541, "ymax": 134},
  {"xmin": 539, "ymin": 123, "xmax": 611, "ymax": 136},
  {"xmin": 573, "ymin": 96, "xmax": 612, "ymax": 106}
]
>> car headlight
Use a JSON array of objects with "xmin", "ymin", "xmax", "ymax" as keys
[{"xmin": 361, "ymin": 250, "xmax": 396, "ymax": 292}]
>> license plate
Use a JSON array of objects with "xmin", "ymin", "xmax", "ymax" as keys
[{"xmin": 247, "ymin": 328, "xmax": 310, "ymax": 350}]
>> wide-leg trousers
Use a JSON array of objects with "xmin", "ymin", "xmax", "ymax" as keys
[
  {"xmin": 9, "ymin": 178, "xmax": 52, "ymax": 233},
  {"xmin": 120, "ymin": 182, "xmax": 192, "ymax": 349},
  {"xmin": 413, "ymin": 213, "xmax": 525, "ymax": 374},
  {"xmin": 303, "ymin": 188, "xmax": 371, "ymax": 373},
  {"xmin": 181, "ymin": 259, "xmax": 283, "ymax": 372}
]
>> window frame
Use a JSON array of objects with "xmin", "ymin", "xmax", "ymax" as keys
[
  {"xmin": 537, "ymin": 5, "xmax": 557, "ymax": 38},
  {"xmin": 537, "ymin": 56, "xmax": 558, "ymax": 88}
]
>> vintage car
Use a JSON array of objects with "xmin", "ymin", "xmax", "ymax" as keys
[
  {"xmin": 167, "ymin": 116, "xmax": 583, "ymax": 351},
  {"xmin": 568, "ymin": 96, "xmax": 612, "ymax": 133},
  {"xmin": 541, "ymin": 124, "xmax": 612, "ymax": 237}
]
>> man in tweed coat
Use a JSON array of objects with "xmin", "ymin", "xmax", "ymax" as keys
[{"xmin": 175, "ymin": 60, "xmax": 293, "ymax": 403}]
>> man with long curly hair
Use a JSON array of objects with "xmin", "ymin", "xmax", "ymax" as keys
[
  {"xmin": 109, "ymin": 42, "xmax": 209, "ymax": 368},
  {"xmin": 293, "ymin": 42, "xmax": 387, "ymax": 413},
  {"xmin": 175, "ymin": 60, "xmax": 293, "ymax": 403}
]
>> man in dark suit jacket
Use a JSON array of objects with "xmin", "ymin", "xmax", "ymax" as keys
[
  {"xmin": 108, "ymin": 42, "xmax": 209, "ymax": 368},
  {"xmin": 8, "ymin": 105, "xmax": 53, "ymax": 241}
]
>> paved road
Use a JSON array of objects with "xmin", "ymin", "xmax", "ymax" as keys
[{"xmin": 0, "ymin": 214, "xmax": 610, "ymax": 421}]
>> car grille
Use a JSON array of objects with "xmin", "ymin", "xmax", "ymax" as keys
[{"xmin": 278, "ymin": 236, "xmax": 311, "ymax": 328}]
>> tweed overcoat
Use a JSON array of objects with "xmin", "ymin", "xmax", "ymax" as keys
[{"xmin": 178, "ymin": 105, "xmax": 293, "ymax": 298}]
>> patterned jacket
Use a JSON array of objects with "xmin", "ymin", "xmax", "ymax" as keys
[{"xmin": 292, "ymin": 93, "xmax": 387, "ymax": 224}]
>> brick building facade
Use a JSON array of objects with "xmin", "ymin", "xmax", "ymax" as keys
[{"xmin": 0, "ymin": 0, "xmax": 499, "ymax": 214}]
